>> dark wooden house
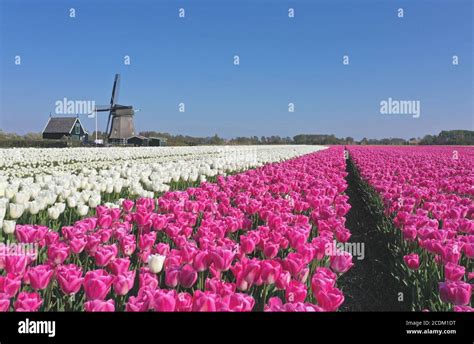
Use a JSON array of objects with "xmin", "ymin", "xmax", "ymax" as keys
[
  {"xmin": 127, "ymin": 135, "xmax": 149, "ymax": 146},
  {"xmin": 42, "ymin": 117, "xmax": 88, "ymax": 141},
  {"xmin": 127, "ymin": 135, "xmax": 167, "ymax": 147},
  {"xmin": 148, "ymin": 137, "xmax": 167, "ymax": 146}
]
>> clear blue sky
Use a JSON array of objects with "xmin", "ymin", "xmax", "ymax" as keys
[{"xmin": 0, "ymin": 0, "xmax": 472, "ymax": 140}]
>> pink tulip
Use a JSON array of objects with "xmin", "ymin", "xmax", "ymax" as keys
[
  {"xmin": 47, "ymin": 242, "xmax": 69, "ymax": 265},
  {"xmin": 403, "ymin": 253, "xmax": 420, "ymax": 270},
  {"xmin": 240, "ymin": 236, "xmax": 256, "ymax": 255},
  {"xmin": 94, "ymin": 244, "xmax": 118, "ymax": 267},
  {"xmin": 445, "ymin": 263, "xmax": 465, "ymax": 281},
  {"xmin": 120, "ymin": 235, "xmax": 136, "ymax": 256},
  {"xmin": 176, "ymin": 292, "xmax": 193, "ymax": 312},
  {"xmin": 97, "ymin": 214, "xmax": 112, "ymax": 229},
  {"xmin": 282, "ymin": 253, "xmax": 305, "ymax": 277},
  {"xmin": 401, "ymin": 226, "xmax": 417, "ymax": 242},
  {"xmin": 69, "ymin": 236, "xmax": 87, "ymax": 254},
  {"xmin": 14, "ymin": 291, "xmax": 43, "ymax": 312},
  {"xmin": 260, "ymin": 260, "xmax": 281, "ymax": 285},
  {"xmin": 45, "ymin": 231, "xmax": 60, "ymax": 246},
  {"xmin": 84, "ymin": 299, "xmax": 115, "ymax": 312},
  {"xmin": 330, "ymin": 251, "xmax": 354, "ymax": 273},
  {"xmin": 83, "ymin": 269, "xmax": 114, "ymax": 300},
  {"xmin": 209, "ymin": 248, "xmax": 234, "ymax": 272},
  {"xmin": 227, "ymin": 293, "xmax": 255, "ymax": 312},
  {"xmin": 139, "ymin": 268, "xmax": 159, "ymax": 289},
  {"xmin": 27, "ymin": 264, "xmax": 54, "ymax": 290},
  {"xmin": 138, "ymin": 232, "xmax": 156, "ymax": 251},
  {"xmin": 263, "ymin": 242, "xmax": 279, "ymax": 259},
  {"xmin": 113, "ymin": 271, "xmax": 135, "ymax": 296},
  {"xmin": 316, "ymin": 286, "xmax": 345, "ymax": 311},
  {"xmin": 311, "ymin": 267, "xmax": 337, "ymax": 295},
  {"xmin": 192, "ymin": 290, "xmax": 217, "ymax": 312},
  {"xmin": 241, "ymin": 260, "xmax": 261, "ymax": 286},
  {"xmin": 192, "ymin": 250, "xmax": 209, "ymax": 272},
  {"xmin": 0, "ymin": 293, "xmax": 10, "ymax": 312},
  {"xmin": 57, "ymin": 264, "xmax": 84, "ymax": 295},
  {"xmin": 285, "ymin": 280, "xmax": 307, "ymax": 303},
  {"xmin": 85, "ymin": 234, "xmax": 101, "ymax": 255},
  {"xmin": 1, "ymin": 273, "xmax": 22, "ymax": 297},
  {"xmin": 463, "ymin": 244, "xmax": 474, "ymax": 259},
  {"xmin": 442, "ymin": 245, "xmax": 461, "ymax": 265},
  {"xmin": 439, "ymin": 281, "xmax": 472, "ymax": 306},
  {"xmin": 126, "ymin": 286, "xmax": 155, "ymax": 312},
  {"xmin": 154, "ymin": 289, "xmax": 177, "ymax": 312},
  {"xmin": 275, "ymin": 270, "xmax": 291, "ymax": 290},
  {"xmin": 165, "ymin": 266, "xmax": 180, "ymax": 288},
  {"xmin": 178, "ymin": 264, "xmax": 198, "ymax": 289},
  {"xmin": 453, "ymin": 305, "xmax": 474, "ymax": 312},
  {"xmin": 108, "ymin": 258, "xmax": 131, "ymax": 275},
  {"xmin": 205, "ymin": 278, "xmax": 235, "ymax": 297},
  {"xmin": 264, "ymin": 296, "xmax": 284, "ymax": 311},
  {"xmin": 5, "ymin": 255, "xmax": 28, "ymax": 276},
  {"xmin": 122, "ymin": 199, "xmax": 134, "ymax": 213}
]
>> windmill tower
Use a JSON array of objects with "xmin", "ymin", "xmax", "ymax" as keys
[{"xmin": 96, "ymin": 74, "xmax": 135, "ymax": 144}]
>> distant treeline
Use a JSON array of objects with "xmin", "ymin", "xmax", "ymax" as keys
[
  {"xmin": 418, "ymin": 130, "xmax": 474, "ymax": 145},
  {"xmin": 0, "ymin": 129, "xmax": 472, "ymax": 147},
  {"xmin": 138, "ymin": 130, "xmax": 474, "ymax": 146}
]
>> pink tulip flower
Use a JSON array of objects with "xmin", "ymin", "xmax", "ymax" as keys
[
  {"xmin": 84, "ymin": 299, "xmax": 115, "ymax": 312},
  {"xmin": 83, "ymin": 269, "xmax": 114, "ymax": 300},
  {"xmin": 27, "ymin": 264, "xmax": 54, "ymax": 290},
  {"xmin": 57, "ymin": 264, "xmax": 84, "ymax": 295},
  {"xmin": 403, "ymin": 253, "xmax": 420, "ymax": 270},
  {"xmin": 14, "ymin": 291, "xmax": 43, "ymax": 312}
]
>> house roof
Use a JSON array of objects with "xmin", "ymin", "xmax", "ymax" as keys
[
  {"xmin": 42, "ymin": 117, "xmax": 87, "ymax": 134},
  {"xmin": 128, "ymin": 135, "xmax": 148, "ymax": 141}
]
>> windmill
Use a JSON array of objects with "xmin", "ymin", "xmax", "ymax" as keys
[{"xmin": 95, "ymin": 74, "xmax": 136, "ymax": 144}]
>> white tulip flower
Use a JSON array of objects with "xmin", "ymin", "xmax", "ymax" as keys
[
  {"xmin": 3, "ymin": 220, "xmax": 16, "ymax": 234},
  {"xmin": 9, "ymin": 203, "xmax": 25, "ymax": 219},
  {"xmin": 77, "ymin": 204, "xmax": 89, "ymax": 216},
  {"xmin": 47, "ymin": 206, "xmax": 60, "ymax": 220},
  {"xmin": 148, "ymin": 254, "xmax": 166, "ymax": 274}
]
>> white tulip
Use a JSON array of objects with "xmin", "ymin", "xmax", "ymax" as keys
[
  {"xmin": 28, "ymin": 201, "xmax": 41, "ymax": 215},
  {"xmin": 67, "ymin": 196, "xmax": 78, "ymax": 208},
  {"xmin": 148, "ymin": 254, "xmax": 166, "ymax": 274},
  {"xmin": 88, "ymin": 194, "xmax": 101, "ymax": 208},
  {"xmin": 77, "ymin": 204, "xmax": 89, "ymax": 216},
  {"xmin": 14, "ymin": 191, "xmax": 29, "ymax": 204},
  {"xmin": 5, "ymin": 186, "xmax": 16, "ymax": 199},
  {"xmin": 9, "ymin": 203, "xmax": 25, "ymax": 219},
  {"xmin": 3, "ymin": 220, "xmax": 16, "ymax": 234},
  {"xmin": 56, "ymin": 202, "xmax": 66, "ymax": 213},
  {"xmin": 0, "ymin": 182, "xmax": 6, "ymax": 197},
  {"xmin": 47, "ymin": 206, "xmax": 60, "ymax": 220}
]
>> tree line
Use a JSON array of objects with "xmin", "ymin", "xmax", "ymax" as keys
[{"xmin": 0, "ymin": 129, "xmax": 472, "ymax": 147}]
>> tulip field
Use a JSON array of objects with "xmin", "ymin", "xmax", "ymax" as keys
[
  {"xmin": 348, "ymin": 146, "xmax": 473, "ymax": 312},
  {"xmin": 0, "ymin": 145, "xmax": 472, "ymax": 312}
]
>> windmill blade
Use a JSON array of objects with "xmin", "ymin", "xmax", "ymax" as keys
[
  {"xmin": 95, "ymin": 105, "xmax": 111, "ymax": 112},
  {"xmin": 110, "ymin": 74, "xmax": 121, "ymax": 107},
  {"xmin": 105, "ymin": 110, "xmax": 113, "ymax": 139}
]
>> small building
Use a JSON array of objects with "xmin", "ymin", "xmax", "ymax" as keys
[
  {"xmin": 42, "ymin": 117, "xmax": 88, "ymax": 141},
  {"xmin": 127, "ymin": 135, "xmax": 149, "ymax": 146},
  {"xmin": 127, "ymin": 135, "xmax": 167, "ymax": 147},
  {"xmin": 148, "ymin": 137, "xmax": 167, "ymax": 146}
]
